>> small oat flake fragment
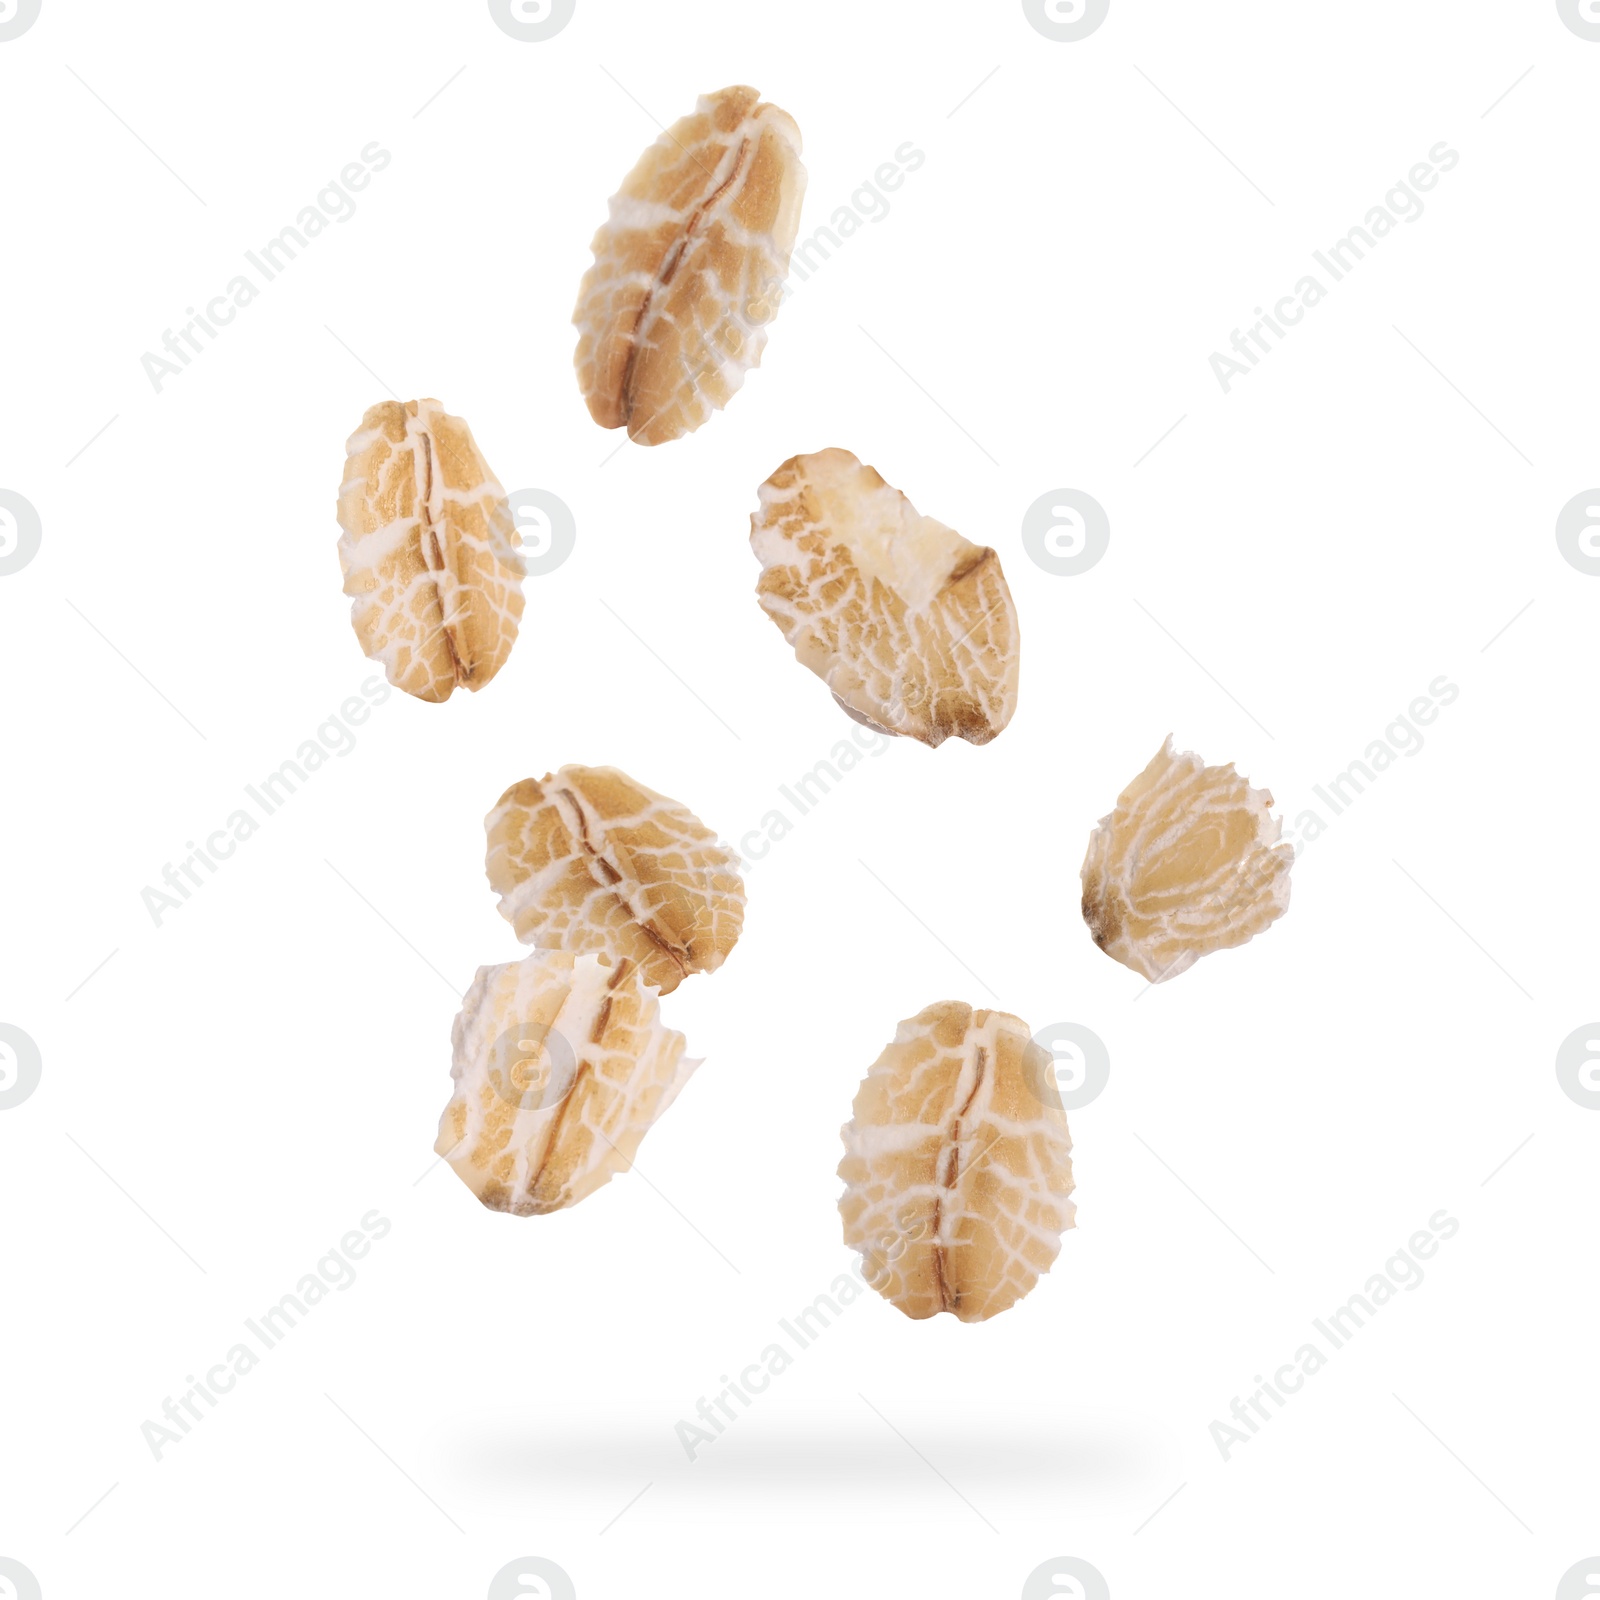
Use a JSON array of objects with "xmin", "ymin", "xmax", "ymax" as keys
[{"xmin": 1080, "ymin": 737, "xmax": 1293, "ymax": 983}]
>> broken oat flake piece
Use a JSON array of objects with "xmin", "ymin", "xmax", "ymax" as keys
[
  {"xmin": 436, "ymin": 949, "xmax": 695, "ymax": 1216},
  {"xmin": 1081, "ymin": 737, "xmax": 1293, "ymax": 983}
]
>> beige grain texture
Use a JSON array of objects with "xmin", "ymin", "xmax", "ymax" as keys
[
  {"xmin": 436, "ymin": 949, "xmax": 693, "ymax": 1216},
  {"xmin": 486, "ymin": 764, "xmax": 745, "ymax": 995},
  {"xmin": 839, "ymin": 1002, "xmax": 1075, "ymax": 1322},
  {"xmin": 751, "ymin": 449, "xmax": 1020, "ymax": 746},
  {"xmin": 1081, "ymin": 737, "xmax": 1293, "ymax": 982},
  {"xmin": 336, "ymin": 398, "xmax": 523, "ymax": 702},
  {"xmin": 573, "ymin": 85, "xmax": 806, "ymax": 445}
]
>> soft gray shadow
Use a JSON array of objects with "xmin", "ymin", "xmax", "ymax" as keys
[{"xmin": 439, "ymin": 1415, "xmax": 1165, "ymax": 1497}]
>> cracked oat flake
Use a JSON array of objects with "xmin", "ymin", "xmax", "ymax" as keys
[
  {"xmin": 1081, "ymin": 737, "xmax": 1293, "ymax": 983},
  {"xmin": 838, "ymin": 1003, "xmax": 1075, "ymax": 1323},
  {"xmin": 336, "ymin": 399, "xmax": 524, "ymax": 702},
  {"xmin": 436, "ymin": 949, "xmax": 695, "ymax": 1216},
  {"xmin": 573, "ymin": 85, "xmax": 806, "ymax": 445},
  {"xmin": 485, "ymin": 765, "xmax": 745, "ymax": 996},
  {"xmin": 750, "ymin": 448, "xmax": 1020, "ymax": 747}
]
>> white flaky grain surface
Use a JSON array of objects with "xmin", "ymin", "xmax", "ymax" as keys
[
  {"xmin": 751, "ymin": 448, "xmax": 1020, "ymax": 747},
  {"xmin": 838, "ymin": 1002, "xmax": 1075, "ymax": 1323},
  {"xmin": 435, "ymin": 949, "xmax": 695, "ymax": 1216},
  {"xmin": 1081, "ymin": 736, "xmax": 1294, "ymax": 983}
]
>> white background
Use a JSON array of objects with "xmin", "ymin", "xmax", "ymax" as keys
[{"xmin": 2, "ymin": 1, "xmax": 1598, "ymax": 1596}]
